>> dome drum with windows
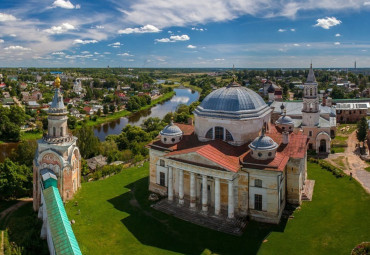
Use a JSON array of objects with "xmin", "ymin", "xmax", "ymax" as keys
[
  {"xmin": 194, "ymin": 79, "xmax": 272, "ymax": 146},
  {"xmin": 160, "ymin": 119, "xmax": 183, "ymax": 144},
  {"xmin": 249, "ymin": 129, "xmax": 279, "ymax": 160}
]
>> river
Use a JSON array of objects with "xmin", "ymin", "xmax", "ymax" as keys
[
  {"xmin": 0, "ymin": 88, "xmax": 199, "ymax": 161},
  {"xmin": 94, "ymin": 88, "xmax": 199, "ymax": 141}
]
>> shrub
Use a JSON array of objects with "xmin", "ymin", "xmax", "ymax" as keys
[
  {"xmin": 352, "ymin": 242, "xmax": 370, "ymax": 255},
  {"xmin": 308, "ymin": 158, "xmax": 345, "ymax": 178}
]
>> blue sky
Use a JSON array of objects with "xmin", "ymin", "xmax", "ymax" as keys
[{"xmin": 1, "ymin": 0, "xmax": 370, "ymax": 68}]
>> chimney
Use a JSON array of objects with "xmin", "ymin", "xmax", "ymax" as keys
[
  {"xmin": 187, "ymin": 117, "xmax": 193, "ymax": 126},
  {"xmin": 282, "ymin": 131, "xmax": 289, "ymax": 144}
]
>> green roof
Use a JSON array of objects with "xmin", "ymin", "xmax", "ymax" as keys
[{"xmin": 43, "ymin": 186, "xmax": 82, "ymax": 255}]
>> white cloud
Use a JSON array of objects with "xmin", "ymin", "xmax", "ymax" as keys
[
  {"xmin": 9, "ymin": 34, "xmax": 16, "ymax": 37},
  {"xmin": 290, "ymin": 28, "xmax": 295, "ymax": 32},
  {"xmin": 52, "ymin": 0, "xmax": 78, "ymax": 9},
  {"xmin": 155, "ymin": 34, "xmax": 190, "ymax": 43},
  {"xmin": 334, "ymin": 42, "xmax": 341, "ymax": 45},
  {"xmin": 306, "ymin": 44, "xmax": 311, "ymax": 47},
  {"xmin": 187, "ymin": 44, "xmax": 197, "ymax": 49},
  {"xmin": 0, "ymin": 13, "xmax": 16, "ymax": 22},
  {"xmin": 335, "ymin": 33, "xmax": 341, "ymax": 37},
  {"xmin": 293, "ymin": 43, "xmax": 300, "ymax": 47},
  {"xmin": 118, "ymin": 24, "xmax": 160, "ymax": 34},
  {"xmin": 214, "ymin": 58, "xmax": 225, "ymax": 61},
  {"xmin": 93, "ymin": 25, "xmax": 104, "ymax": 29},
  {"xmin": 278, "ymin": 29, "xmax": 286, "ymax": 32},
  {"xmin": 44, "ymin": 23, "xmax": 76, "ymax": 34},
  {"xmin": 168, "ymin": 30, "xmax": 173, "ymax": 34},
  {"xmin": 314, "ymin": 17, "xmax": 342, "ymax": 29},
  {"xmin": 155, "ymin": 38, "xmax": 171, "ymax": 43},
  {"xmin": 73, "ymin": 39, "xmax": 98, "ymax": 44},
  {"xmin": 191, "ymin": 27, "xmax": 205, "ymax": 31},
  {"xmin": 0, "ymin": 39, "xmax": 4, "ymax": 43},
  {"xmin": 170, "ymin": 35, "xmax": 190, "ymax": 41},
  {"xmin": 364, "ymin": 2, "xmax": 370, "ymax": 5},
  {"xmin": 118, "ymin": 53, "xmax": 133, "ymax": 56},
  {"xmin": 81, "ymin": 51, "xmax": 90, "ymax": 54},
  {"xmin": 4, "ymin": 45, "xmax": 31, "ymax": 51},
  {"xmin": 52, "ymin": 52, "xmax": 65, "ymax": 55},
  {"xmin": 103, "ymin": 52, "xmax": 111, "ymax": 54},
  {"xmin": 108, "ymin": 42, "xmax": 122, "ymax": 48}
]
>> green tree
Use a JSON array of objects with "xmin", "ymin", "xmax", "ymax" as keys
[
  {"xmin": 10, "ymin": 140, "xmax": 37, "ymax": 167},
  {"xmin": 356, "ymin": 117, "xmax": 368, "ymax": 148},
  {"xmin": 76, "ymin": 124, "xmax": 100, "ymax": 158},
  {"xmin": 67, "ymin": 115, "xmax": 78, "ymax": 129},
  {"xmin": 0, "ymin": 159, "xmax": 32, "ymax": 199},
  {"xmin": 109, "ymin": 104, "xmax": 116, "ymax": 113},
  {"xmin": 103, "ymin": 104, "xmax": 109, "ymax": 115}
]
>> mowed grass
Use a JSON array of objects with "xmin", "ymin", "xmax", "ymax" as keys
[{"xmin": 66, "ymin": 162, "xmax": 370, "ymax": 255}]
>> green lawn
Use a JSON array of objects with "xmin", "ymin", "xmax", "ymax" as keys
[{"xmin": 66, "ymin": 162, "xmax": 370, "ymax": 255}]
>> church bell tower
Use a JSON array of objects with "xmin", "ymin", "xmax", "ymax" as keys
[{"xmin": 302, "ymin": 64, "xmax": 320, "ymax": 127}]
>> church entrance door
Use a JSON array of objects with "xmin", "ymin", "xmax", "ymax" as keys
[{"xmin": 319, "ymin": 139, "xmax": 327, "ymax": 153}]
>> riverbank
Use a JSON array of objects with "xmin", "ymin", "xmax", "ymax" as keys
[{"xmin": 84, "ymin": 90, "xmax": 175, "ymax": 129}]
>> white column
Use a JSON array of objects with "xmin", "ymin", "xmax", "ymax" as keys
[
  {"xmin": 228, "ymin": 180, "xmax": 234, "ymax": 219},
  {"xmin": 178, "ymin": 169, "xmax": 184, "ymax": 205},
  {"xmin": 215, "ymin": 177, "xmax": 220, "ymax": 216},
  {"xmin": 168, "ymin": 167, "xmax": 173, "ymax": 202},
  {"xmin": 202, "ymin": 175, "xmax": 208, "ymax": 212},
  {"xmin": 190, "ymin": 172, "xmax": 196, "ymax": 209}
]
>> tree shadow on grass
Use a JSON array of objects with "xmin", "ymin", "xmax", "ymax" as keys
[{"xmin": 107, "ymin": 177, "xmax": 290, "ymax": 255}]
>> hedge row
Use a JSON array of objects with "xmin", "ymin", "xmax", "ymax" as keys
[{"xmin": 308, "ymin": 158, "xmax": 345, "ymax": 178}]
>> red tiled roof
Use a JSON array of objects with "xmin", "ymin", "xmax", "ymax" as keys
[{"xmin": 149, "ymin": 123, "xmax": 308, "ymax": 173}]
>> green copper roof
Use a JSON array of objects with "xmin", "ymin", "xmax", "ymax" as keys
[{"xmin": 43, "ymin": 186, "xmax": 82, "ymax": 255}]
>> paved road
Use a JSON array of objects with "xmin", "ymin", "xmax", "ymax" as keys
[{"xmin": 327, "ymin": 131, "xmax": 370, "ymax": 193}]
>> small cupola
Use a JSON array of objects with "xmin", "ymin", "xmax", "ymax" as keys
[
  {"xmin": 249, "ymin": 128, "xmax": 278, "ymax": 160},
  {"xmin": 275, "ymin": 109, "xmax": 294, "ymax": 132},
  {"xmin": 160, "ymin": 118, "xmax": 183, "ymax": 144}
]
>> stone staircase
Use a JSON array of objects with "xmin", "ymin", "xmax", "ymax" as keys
[
  {"xmin": 152, "ymin": 199, "xmax": 247, "ymax": 236},
  {"xmin": 301, "ymin": 180, "xmax": 315, "ymax": 201}
]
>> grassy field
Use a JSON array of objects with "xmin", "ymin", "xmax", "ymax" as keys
[{"xmin": 66, "ymin": 162, "xmax": 370, "ymax": 255}]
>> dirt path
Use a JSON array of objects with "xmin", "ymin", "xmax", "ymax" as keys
[
  {"xmin": 327, "ymin": 131, "xmax": 370, "ymax": 193},
  {"xmin": 0, "ymin": 198, "xmax": 33, "ymax": 221}
]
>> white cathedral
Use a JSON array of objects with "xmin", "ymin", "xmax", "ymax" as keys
[{"xmin": 148, "ymin": 69, "xmax": 316, "ymax": 230}]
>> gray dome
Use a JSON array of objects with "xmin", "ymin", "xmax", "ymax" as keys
[
  {"xmin": 194, "ymin": 85, "xmax": 270, "ymax": 120},
  {"xmin": 200, "ymin": 86, "xmax": 266, "ymax": 112},
  {"xmin": 276, "ymin": 115, "xmax": 294, "ymax": 125},
  {"xmin": 249, "ymin": 135, "xmax": 278, "ymax": 150},
  {"xmin": 160, "ymin": 122, "xmax": 183, "ymax": 136}
]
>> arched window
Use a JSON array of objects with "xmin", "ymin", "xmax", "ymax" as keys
[
  {"xmin": 171, "ymin": 138, "xmax": 175, "ymax": 142},
  {"xmin": 255, "ymin": 179, "xmax": 262, "ymax": 188},
  {"xmin": 310, "ymin": 88, "xmax": 313, "ymax": 96},
  {"xmin": 53, "ymin": 127, "xmax": 56, "ymax": 137},
  {"xmin": 225, "ymin": 129, "xmax": 233, "ymax": 141},
  {"xmin": 205, "ymin": 128, "xmax": 213, "ymax": 139},
  {"xmin": 60, "ymin": 127, "xmax": 63, "ymax": 136},
  {"xmin": 215, "ymin": 126, "xmax": 224, "ymax": 140}
]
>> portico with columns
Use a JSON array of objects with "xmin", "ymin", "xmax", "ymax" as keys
[{"xmin": 165, "ymin": 161, "xmax": 237, "ymax": 219}]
